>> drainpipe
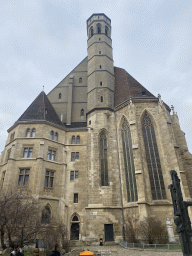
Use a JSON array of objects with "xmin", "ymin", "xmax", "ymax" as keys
[{"xmin": 114, "ymin": 111, "xmax": 125, "ymax": 241}]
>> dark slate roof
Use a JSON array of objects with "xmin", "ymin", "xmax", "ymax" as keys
[
  {"xmin": 17, "ymin": 91, "xmax": 63, "ymax": 126},
  {"xmin": 114, "ymin": 67, "xmax": 156, "ymax": 107}
]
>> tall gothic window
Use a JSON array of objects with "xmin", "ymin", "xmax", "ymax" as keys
[
  {"xmin": 100, "ymin": 133, "xmax": 108, "ymax": 186},
  {"xmin": 142, "ymin": 112, "xmax": 166, "ymax": 200},
  {"xmin": 121, "ymin": 118, "xmax": 138, "ymax": 202}
]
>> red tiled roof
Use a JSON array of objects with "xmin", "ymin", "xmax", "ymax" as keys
[
  {"xmin": 114, "ymin": 67, "xmax": 156, "ymax": 107},
  {"xmin": 17, "ymin": 91, "xmax": 63, "ymax": 126}
]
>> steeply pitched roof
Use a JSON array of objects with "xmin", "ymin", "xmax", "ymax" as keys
[
  {"xmin": 114, "ymin": 67, "xmax": 156, "ymax": 107},
  {"xmin": 17, "ymin": 91, "xmax": 63, "ymax": 126}
]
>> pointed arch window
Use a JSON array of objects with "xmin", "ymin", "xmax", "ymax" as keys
[
  {"xmin": 26, "ymin": 128, "xmax": 30, "ymax": 137},
  {"xmin": 76, "ymin": 136, "xmax": 80, "ymax": 144},
  {"xmin": 97, "ymin": 23, "xmax": 101, "ymax": 34},
  {"xmin": 142, "ymin": 112, "xmax": 166, "ymax": 200},
  {"xmin": 105, "ymin": 26, "xmax": 109, "ymax": 36},
  {"xmin": 90, "ymin": 26, "xmax": 93, "ymax": 37},
  {"xmin": 41, "ymin": 205, "xmax": 51, "ymax": 224},
  {"xmin": 72, "ymin": 215, "xmax": 79, "ymax": 222},
  {"xmin": 31, "ymin": 128, "xmax": 36, "ymax": 137},
  {"xmin": 50, "ymin": 131, "xmax": 54, "ymax": 140},
  {"xmin": 81, "ymin": 109, "xmax": 84, "ymax": 117},
  {"xmin": 101, "ymin": 96, "xmax": 103, "ymax": 102},
  {"xmin": 100, "ymin": 133, "xmax": 108, "ymax": 186},
  {"xmin": 71, "ymin": 136, "xmax": 75, "ymax": 144},
  {"xmin": 54, "ymin": 132, "xmax": 58, "ymax": 141},
  {"xmin": 79, "ymin": 77, "xmax": 82, "ymax": 83},
  {"xmin": 122, "ymin": 119, "xmax": 138, "ymax": 202},
  {"xmin": 58, "ymin": 93, "xmax": 62, "ymax": 99}
]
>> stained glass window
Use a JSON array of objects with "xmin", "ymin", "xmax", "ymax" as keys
[
  {"xmin": 121, "ymin": 118, "xmax": 138, "ymax": 202},
  {"xmin": 142, "ymin": 112, "xmax": 166, "ymax": 200},
  {"xmin": 100, "ymin": 133, "xmax": 108, "ymax": 186}
]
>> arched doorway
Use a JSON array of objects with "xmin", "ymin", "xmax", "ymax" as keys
[{"xmin": 70, "ymin": 215, "xmax": 80, "ymax": 240}]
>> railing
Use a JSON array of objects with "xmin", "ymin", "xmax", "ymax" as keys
[{"xmin": 119, "ymin": 240, "xmax": 181, "ymax": 251}]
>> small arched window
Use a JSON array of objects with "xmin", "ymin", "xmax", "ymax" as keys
[
  {"xmin": 101, "ymin": 96, "xmax": 103, "ymax": 102},
  {"xmin": 81, "ymin": 109, "xmax": 84, "ymax": 117},
  {"xmin": 76, "ymin": 136, "xmax": 80, "ymax": 144},
  {"xmin": 58, "ymin": 93, "xmax": 62, "ymax": 99},
  {"xmin": 72, "ymin": 215, "xmax": 79, "ymax": 222},
  {"xmin": 71, "ymin": 136, "xmax": 75, "ymax": 144},
  {"xmin": 105, "ymin": 26, "xmax": 109, "ymax": 36},
  {"xmin": 97, "ymin": 23, "xmax": 101, "ymax": 34},
  {"xmin": 31, "ymin": 128, "xmax": 36, "ymax": 137},
  {"xmin": 45, "ymin": 109, "xmax": 48, "ymax": 114},
  {"xmin": 41, "ymin": 205, "xmax": 51, "ymax": 224},
  {"xmin": 79, "ymin": 78, "xmax": 82, "ymax": 83},
  {"xmin": 26, "ymin": 128, "xmax": 30, "ymax": 137},
  {"xmin": 50, "ymin": 131, "xmax": 54, "ymax": 140},
  {"xmin": 54, "ymin": 132, "xmax": 58, "ymax": 141},
  {"xmin": 90, "ymin": 26, "xmax": 93, "ymax": 37}
]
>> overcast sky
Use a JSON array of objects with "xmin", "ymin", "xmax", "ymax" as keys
[{"xmin": 0, "ymin": 0, "xmax": 192, "ymax": 154}]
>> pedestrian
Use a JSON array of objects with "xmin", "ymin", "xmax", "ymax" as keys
[
  {"xmin": 34, "ymin": 248, "xmax": 39, "ymax": 256},
  {"xmin": 10, "ymin": 245, "xmax": 24, "ymax": 256},
  {"xmin": 49, "ymin": 244, "xmax": 61, "ymax": 256}
]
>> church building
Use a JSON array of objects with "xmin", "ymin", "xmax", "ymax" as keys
[{"xmin": 1, "ymin": 13, "xmax": 192, "ymax": 243}]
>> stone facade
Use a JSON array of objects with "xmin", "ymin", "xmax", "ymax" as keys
[{"xmin": 1, "ymin": 13, "xmax": 192, "ymax": 243}]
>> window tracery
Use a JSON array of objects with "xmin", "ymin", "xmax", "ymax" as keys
[
  {"xmin": 100, "ymin": 133, "xmax": 108, "ymax": 186},
  {"xmin": 142, "ymin": 112, "xmax": 166, "ymax": 200},
  {"xmin": 121, "ymin": 118, "xmax": 138, "ymax": 202}
]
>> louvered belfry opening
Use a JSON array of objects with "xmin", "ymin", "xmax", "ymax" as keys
[
  {"xmin": 142, "ymin": 112, "xmax": 166, "ymax": 200},
  {"xmin": 121, "ymin": 118, "xmax": 138, "ymax": 202},
  {"xmin": 100, "ymin": 133, "xmax": 109, "ymax": 186}
]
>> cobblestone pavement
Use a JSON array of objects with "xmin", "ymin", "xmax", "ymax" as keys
[{"xmin": 68, "ymin": 245, "xmax": 183, "ymax": 256}]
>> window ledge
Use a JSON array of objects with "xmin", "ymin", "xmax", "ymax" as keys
[
  {"xmin": 21, "ymin": 158, "xmax": 36, "ymax": 160},
  {"xmin": 44, "ymin": 187, "xmax": 54, "ymax": 190}
]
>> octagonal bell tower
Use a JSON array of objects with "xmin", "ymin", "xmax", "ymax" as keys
[{"xmin": 87, "ymin": 13, "xmax": 114, "ymax": 112}]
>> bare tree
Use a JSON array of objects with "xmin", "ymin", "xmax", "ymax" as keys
[
  {"xmin": 139, "ymin": 217, "xmax": 168, "ymax": 244},
  {"xmin": 0, "ymin": 189, "xmax": 41, "ymax": 248},
  {"xmin": 42, "ymin": 221, "xmax": 69, "ymax": 255},
  {"xmin": 124, "ymin": 216, "xmax": 139, "ymax": 243}
]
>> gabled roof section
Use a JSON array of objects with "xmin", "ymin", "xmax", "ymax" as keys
[
  {"xmin": 114, "ymin": 67, "xmax": 156, "ymax": 107},
  {"xmin": 17, "ymin": 91, "xmax": 63, "ymax": 126}
]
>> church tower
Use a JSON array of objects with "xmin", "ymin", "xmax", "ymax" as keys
[{"xmin": 87, "ymin": 13, "xmax": 114, "ymax": 112}]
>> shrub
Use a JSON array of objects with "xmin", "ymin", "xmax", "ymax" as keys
[{"xmin": 139, "ymin": 217, "xmax": 168, "ymax": 244}]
